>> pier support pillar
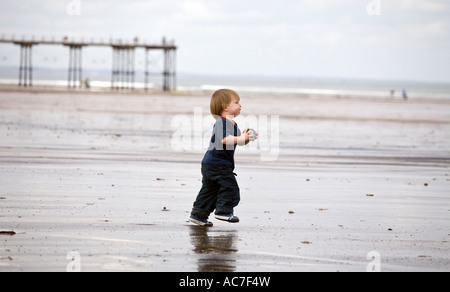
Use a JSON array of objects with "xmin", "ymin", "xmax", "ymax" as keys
[
  {"xmin": 111, "ymin": 45, "xmax": 135, "ymax": 90},
  {"xmin": 66, "ymin": 45, "xmax": 83, "ymax": 88},
  {"xmin": 144, "ymin": 44, "xmax": 176, "ymax": 92},
  {"xmin": 163, "ymin": 47, "xmax": 176, "ymax": 92},
  {"xmin": 15, "ymin": 42, "xmax": 37, "ymax": 87}
]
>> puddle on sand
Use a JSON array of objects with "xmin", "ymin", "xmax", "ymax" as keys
[{"xmin": 188, "ymin": 225, "xmax": 238, "ymax": 272}]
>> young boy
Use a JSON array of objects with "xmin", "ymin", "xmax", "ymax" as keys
[{"xmin": 189, "ymin": 89, "xmax": 257, "ymax": 227}]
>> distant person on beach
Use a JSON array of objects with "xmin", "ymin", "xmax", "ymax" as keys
[
  {"xmin": 402, "ymin": 89, "xmax": 408, "ymax": 100},
  {"xmin": 189, "ymin": 89, "xmax": 258, "ymax": 227}
]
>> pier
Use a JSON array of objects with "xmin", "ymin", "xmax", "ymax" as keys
[{"xmin": 0, "ymin": 35, "xmax": 177, "ymax": 91}]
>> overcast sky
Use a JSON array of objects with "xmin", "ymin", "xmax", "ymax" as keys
[{"xmin": 1, "ymin": 0, "xmax": 449, "ymax": 83}]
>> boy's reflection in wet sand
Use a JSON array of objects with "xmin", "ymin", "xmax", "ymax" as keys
[{"xmin": 189, "ymin": 225, "xmax": 238, "ymax": 272}]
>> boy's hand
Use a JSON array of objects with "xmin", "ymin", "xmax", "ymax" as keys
[
  {"xmin": 239, "ymin": 129, "xmax": 258, "ymax": 145},
  {"xmin": 235, "ymin": 132, "xmax": 250, "ymax": 146},
  {"xmin": 224, "ymin": 130, "xmax": 258, "ymax": 146},
  {"xmin": 244, "ymin": 129, "xmax": 258, "ymax": 142}
]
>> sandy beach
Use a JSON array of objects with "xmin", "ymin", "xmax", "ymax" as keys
[{"xmin": 0, "ymin": 85, "xmax": 449, "ymax": 272}]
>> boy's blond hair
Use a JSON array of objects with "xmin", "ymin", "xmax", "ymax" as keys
[{"xmin": 210, "ymin": 89, "xmax": 240, "ymax": 117}]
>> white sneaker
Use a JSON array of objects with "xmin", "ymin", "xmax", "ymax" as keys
[{"xmin": 214, "ymin": 214, "xmax": 240, "ymax": 223}]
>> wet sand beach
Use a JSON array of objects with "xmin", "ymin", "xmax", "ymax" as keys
[{"xmin": 0, "ymin": 85, "xmax": 449, "ymax": 272}]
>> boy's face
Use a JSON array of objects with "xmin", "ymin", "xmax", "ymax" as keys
[{"xmin": 224, "ymin": 95, "xmax": 241, "ymax": 118}]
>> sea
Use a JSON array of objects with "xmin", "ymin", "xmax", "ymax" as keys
[{"xmin": 1, "ymin": 67, "xmax": 450, "ymax": 100}]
